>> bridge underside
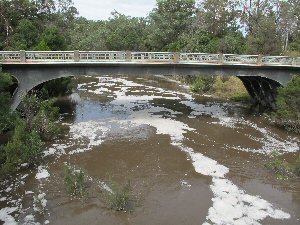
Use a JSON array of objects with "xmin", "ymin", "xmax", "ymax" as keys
[
  {"xmin": 1, "ymin": 63, "xmax": 298, "ymax": 110},
  {"xmin": 237, "ymin": 76, "xmax": 282, "ymax": 110}
]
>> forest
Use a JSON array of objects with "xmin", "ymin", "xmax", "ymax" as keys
[{"xmin": 1, "ymin": 0, "xmax": 300, "ymax": 56}]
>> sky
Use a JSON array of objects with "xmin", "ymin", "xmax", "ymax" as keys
[{"xmin": 72, "ymin": 0, "xmax": 157, "ymax": 21}]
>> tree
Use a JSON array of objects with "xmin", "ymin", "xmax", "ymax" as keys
[
  {"xmin": 10, "ymin": 19, "xmax": 39, "ymax": 50},
  {"xmin": 245, "ymin": 13, "xmax": 281, "ymax": 54},
  {"xmin": 219, "ymin": 31, "xmax": 246, "ymax": 54},
  {"xmin": 146, "ymin": 0, "xmax": 196, "ymax": 51},
  {"xmin": 0, "ymin": 0, "xmax": 38, "ymax": 50},
  {"xmin": 240, "ymin": 0, "xmax": 282, "ymax": 54},
  {"xmin": 39, "ymin": 25, "xmax": 67, "ymax": 50},
  {"xmin": 196, "ymin": 0, "xmax": 239, "ymax": 37},
  {"xmin": 104, "ymin": 12, "xmax": 146, "ymax": 51}
]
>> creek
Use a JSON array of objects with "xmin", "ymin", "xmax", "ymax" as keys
[{"xmin": 0, "ymin": 75, "xmax": 299, "ymax": 225}]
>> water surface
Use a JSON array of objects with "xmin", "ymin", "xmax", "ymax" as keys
[{"xmin": 0, "ymin": 75, "xmax": 299, "ymax": 225}]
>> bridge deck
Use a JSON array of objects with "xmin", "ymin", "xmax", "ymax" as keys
[{"xmin": 1, "ymin": 51, "xmax": 300, "ymax": 68}]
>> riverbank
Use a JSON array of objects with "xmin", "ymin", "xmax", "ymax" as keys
[
  {"xmin": 0, "ymin": 72, "xmax": 72, "ymax": 179},
  {"xmin": 171, "ymin": 74, "xmax": 250, "ymax": 102},
  {"xmin": 172, "ymin": 74, "xmax": 300, "ymax": 134}
]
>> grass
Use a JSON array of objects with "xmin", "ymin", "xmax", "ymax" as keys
[
  {"xmin": 64, "ymin": 165, "xmax": 87, "ymax": 197},
  {"xmin": 264, "ymin": 150, "xmax": 296, "ymax": 180},
  {"xmin": 293, "ymin": 154, "xmax": 300, "ymax": 176}
]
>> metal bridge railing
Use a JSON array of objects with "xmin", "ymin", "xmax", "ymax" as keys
[{"xmin": 0, "ymin": 50, "xmax": 300, "ymax": 66}]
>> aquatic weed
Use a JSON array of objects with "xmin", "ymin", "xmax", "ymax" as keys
[
  {"xmin": 64, "ymin": 165, "xmax": 87, "ymax": 197},
  {"xmin": 106, "ymin": 178, "xmax": 134, "ymax": 212},
  {"xmin": 265, "ymin": 150, "xmax": 293, "ymax": 179},
  {"xmin": 33, "ymin": 191, "xmax": 47, "ymax": 214}
]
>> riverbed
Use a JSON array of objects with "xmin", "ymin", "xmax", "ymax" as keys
[{"xmin": 0, "ymin": 75, "xmax": 299, "ymax": 225}]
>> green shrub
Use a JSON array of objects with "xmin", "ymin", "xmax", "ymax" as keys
[
  {"xmin": 0, "ymin": 72, "xmax": 13, "ymax": 92},
  {"xmin": 190, "ymin": 76, "xmax": 214, "ymax": 93},
  {"xmin": 0, "ymin": 93, "xmax": 18, "ymax": 133},
  {"xmin": 0, "ymin": 72, "xmax": 17, "ymax": 133},
  {"xmin": 272, "ymin": 76, "xmax": 300, "ymax": 133},
  {"xmin": 1, "ymin": 119, "xmax": 43, "ymax": 174},
  {"xmin": 106, "ymin": 179, "xmax": 134, "ymax": 212},
  {"xmin": 20, "ymin": 94, "xmax": 41, "ymax": 132},
  {"xmin": 64, "ymin": 165, "xmax": 87, "ymax": 197},
  {"xmin": 33, "ymin": 99, "xmax": 60, "ymax": 140}
]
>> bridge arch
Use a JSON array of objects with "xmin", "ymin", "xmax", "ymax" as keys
[{"xmin": 237, "ymin": 76, "xmax": 281, "ymax": 109}]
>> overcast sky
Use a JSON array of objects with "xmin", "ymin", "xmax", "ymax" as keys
[{"xmin": 72, "ymin": 0, "xmax": 157, "ymax": 20}]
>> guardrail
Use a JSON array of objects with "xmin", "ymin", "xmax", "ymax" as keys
[{"xmin": 0, "ymin": 51, "xmax": 300, "ymax": 66}]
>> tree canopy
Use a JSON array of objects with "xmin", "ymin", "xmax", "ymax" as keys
[{"xmin": 1, "ymin": 0, "xmax": 300, "ymax": 55}]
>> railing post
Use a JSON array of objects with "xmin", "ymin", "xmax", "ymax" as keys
[
  {"xmin": 218, "ymin": 53, "xmax": 224, "ymax": 64},
  {"xmin": 292, "ymin": 57, "xmax": 297, "ymax": 66},
  {"xmin": 74, "ymin": 50, "xmax": 80, "ymax": 62},
  {"xmin": 257, "ymin": 54, "xmax": 262, "ymax": 65},
  {"xmin": 173, "ymin": 52, "xmax": 180, "ymax": 63},
  {"xmin": 126, "ymin": 51, "xmax": 132, "ymax": 62},
  {"xmin": 20, "ymin": 50, "xmax": 26, "ymax": 63}
]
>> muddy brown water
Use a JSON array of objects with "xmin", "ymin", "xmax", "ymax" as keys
[{"xmin": 0, "ymin": 75, "xmax": 299, "ymax": 225}]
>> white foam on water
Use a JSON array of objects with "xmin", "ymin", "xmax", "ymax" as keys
[
  {"xmin": 181, "ymin": 100, "xmax": 299, "ymax": 154},
  {"xmin": 88, "ymin": 87, "xmax": 110, "ymax": 95},
  {"xmin": 127, "ymin": 109, "xmax": 194, "ymax": 142},
  {"xmin": 35, "ymin": 166, "xmax": 50, "ymax": 180},
  {"xmin": 68, "ymin": 93, "xmax": 81, "ymax": 104},
  {"xmin": 33, "ymin": 193, "xmax": 47, "ymax": 213},
  {"xmin": 43, "ymin": 144, "xmax": 69, "ymax": 157},
  {"xmin": 0, "ymin": 207, "xmax": 18, "ymax": 225},
  {"xmin": 180, "ymin": 180, "xmax": 192, "ymax": 188},
  {"xmin": 69, "ymin": 121, "xmax": 109, "ymax": 149},
  {"xmin": 239, "ymin": 121, "xmax": 299, "ymax": 154},
  {"xmin": 207, "ymin": 178, "xmax": 290, "ymax": 224},
  {"xmin": 181, "ymin": 145, "xmax": 229, "ymax": 178},
  {"xmin": 68, "ymin": 147, "xmax": 90, "ymax": 155}
]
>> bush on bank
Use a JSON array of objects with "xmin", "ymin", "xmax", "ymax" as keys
[
  {"xmin": 2, "ymin": 119, "xmax": 43, "ymax": 174},
  {"xmin": 0, "ymin": 72, "xmax": 18, "ymax": 133},
  {"xmin": 186, "ymin": 75, "xmax": 249, "ymax": 101},
  {"xmin": 271, "ymin": 76, "xmax": 300, "ymax": 134},
  {"xmin": 0, "ymin": 71, "xmax": 70, "ymax": 178},
  {"xmin": 0, "ymin": 94, "xmax": 61, "ymax": 178}
]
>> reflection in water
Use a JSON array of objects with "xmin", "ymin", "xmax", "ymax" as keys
[{"xmin": 0, "ymin": 75, "xmax": 299, "ymax": 225}]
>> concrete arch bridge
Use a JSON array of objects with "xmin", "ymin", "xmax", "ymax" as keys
[{"xmin": 1, "ymin": 51, "xmax": 300, "ymax": 110}]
